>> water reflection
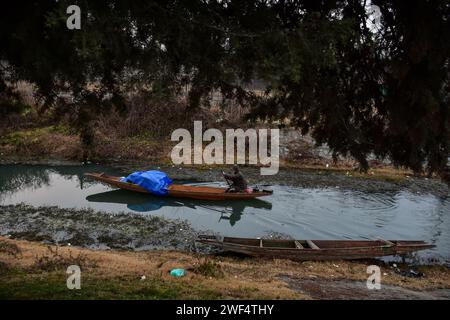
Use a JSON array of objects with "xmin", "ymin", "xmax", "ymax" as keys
[
  {"xmin": 86, "ymin": 189, "xmax": 272, "ymax": 226},
  {"xmin": 0, "ymin": 164, "xmax": 122, "ymax": 195},
  {"xmin": 0, "ymin": 165, "xmax": 52, "ymax": 194}
]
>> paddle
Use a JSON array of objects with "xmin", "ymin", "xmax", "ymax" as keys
[{"xmin": 222, "ymin": 171, "xmax": 231, "ymax": 187}]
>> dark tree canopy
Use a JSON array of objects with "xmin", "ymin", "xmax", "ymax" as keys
[{"xmin": 0, "ymin": 0, "xmax": 449, "ymax": 177}]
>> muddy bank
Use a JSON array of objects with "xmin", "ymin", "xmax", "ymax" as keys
[
  {"xmin": 0, "ymin": 204, "xmax": 203, "ymax": 251},
  {"xmin": 0, "ymin": 204, "xmax": 291, "ymax": 254},
  {"xmin": 280, "ymin": 276, "xmax": 450, "ymax": 300}
]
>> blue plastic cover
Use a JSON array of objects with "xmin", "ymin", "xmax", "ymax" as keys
[{"xmin": 120, "ymin": 170, "xmax": 173, "ymax": 196}]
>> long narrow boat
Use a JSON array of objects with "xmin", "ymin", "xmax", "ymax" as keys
[
  {"xmin": 84, "ymin": 172, "xmax": 272, "ymax": 201},
  {"xmin": 196, "ymin": 235, "xmax": 434, "ymax": 261}
]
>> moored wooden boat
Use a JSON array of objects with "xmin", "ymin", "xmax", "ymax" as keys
[
  {"xmin": 196, "ymin": 235, "xmax": 435, "ymax": 261},
  {"xmin": 84, "ymin": 172, "xmax": 272, "ymax": 201}
]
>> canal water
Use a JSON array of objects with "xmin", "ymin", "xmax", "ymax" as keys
[{"xmin": 0, "ymin": 164, "xmax": 449, "ymax": 263}]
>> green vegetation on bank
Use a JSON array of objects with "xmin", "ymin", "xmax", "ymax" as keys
[
  {"xmin": 0, "ymin": 269, "xmax": 223, "ymax": 300},
  {"xmin": 0, "ymin": 126, "xmax": 72, "ymax": 146}
]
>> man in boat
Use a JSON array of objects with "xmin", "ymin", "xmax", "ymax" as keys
[{"xmin": 222, "ymin": 165, "xmax": 248, "ymax": 193}]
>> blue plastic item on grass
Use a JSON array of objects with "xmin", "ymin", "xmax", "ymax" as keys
[
  {"xmin": 120, "ymin": 170, "xmax": 173, "ymax": 196},
  {"xmin": 170, "ymin": 268, "xmax": 186, "ymax": 277}
]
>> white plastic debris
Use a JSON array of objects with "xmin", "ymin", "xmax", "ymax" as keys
[{"xmin": 141, "ymin": 275, "xmax": 146, "ymax": 280}]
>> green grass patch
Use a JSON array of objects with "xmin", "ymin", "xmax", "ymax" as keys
[
  {"xmin": 0, "ymin": 126, "xmax": 72, "ymax": 146},
  {"xmin": 0, "ymin": 268, "xmax": 224, "ymax": 300},
  {"xmin": 46, "ymin": 124, "xmax": 73, "ymax": 135},
  {"xmin": 123, "ymin": 134, "xmax": 161, "ymax": 147},
  {"xmin": 0, "ymin": 131, "xmax": 26, "ymax": 146}
]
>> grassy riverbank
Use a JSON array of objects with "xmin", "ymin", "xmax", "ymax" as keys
[
  {"xmin": 1, "ymin": 237, "xmax": 449, "ymax": 300},
  {"xmin": 1, "ymin": 127, "xmax": 448, "ymax": 300},
  {"xmin": 0, "ymin": 125, "xmax": 424, "ymax": 185}
]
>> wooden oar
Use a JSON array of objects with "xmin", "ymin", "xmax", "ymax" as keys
[{"xmin": 222, "ymin": 171, "xmax": 232, "ymax": 190}]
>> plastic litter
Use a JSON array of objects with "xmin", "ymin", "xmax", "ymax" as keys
[{"xmin": 170, "ymin": 268, "xmax": 186, "ymax": 277}]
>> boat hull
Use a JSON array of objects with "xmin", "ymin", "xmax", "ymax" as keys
[
  {"xmin": 84, "ymin": 172, "xmax": 272, "ymax": 201},
  {"xmin": 197, "ymin": 236, "xmax": 434, "ymax": 261}
]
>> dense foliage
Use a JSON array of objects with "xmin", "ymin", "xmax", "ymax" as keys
[{"xmin": 0, "ymin": 0, "xmax": 448, "ymax": 177}]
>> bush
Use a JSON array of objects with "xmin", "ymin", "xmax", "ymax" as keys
[
  {"xmin": 33, "ymin": 246, "xmax": 96, "ymax": 272},
  {"xmin": 191, "ymin": 258, "xmax": 224, "ymax": 278}
]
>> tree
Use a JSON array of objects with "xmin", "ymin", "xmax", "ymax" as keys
[{"xmin": 0, "ymin": 0, "xmax": 448, "ymax": 179}]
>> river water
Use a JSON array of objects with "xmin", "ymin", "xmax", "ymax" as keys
[{"xmin": 0, "ymin": 164, "xmax": 449, "ymax": 264}]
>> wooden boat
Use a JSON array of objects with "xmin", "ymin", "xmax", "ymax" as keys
[
  {"xmin": 84, "ymin": 172, "xmax": 273, "ymax": 201},
  {"xmin": 196, "ymin": 235, "xmax": 435, "ymax": 261}
]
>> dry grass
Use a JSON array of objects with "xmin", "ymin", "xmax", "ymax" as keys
[
  {"xmin": 1, "ymin": 237, "xmax": 449, "ymax": 300},
  {"xmin": 0, "ymin": 239, "xmax": 21, "ymax": 258},
  {"xmin": 279, "ymin": 159, "xmax": 414, "ymax": 182},
  {"xmin": 190, "ymin": 257, "xmax": 225, "ymax": 278},
  {"xmin": 32, "ymin": 245, "xmax": 96, "ymax": 272}
]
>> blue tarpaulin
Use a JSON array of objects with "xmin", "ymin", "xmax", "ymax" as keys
[{"xmin": 120, "ymin": 170, "xmax": 173, "ymax": 196}]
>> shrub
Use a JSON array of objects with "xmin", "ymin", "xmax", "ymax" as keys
[{"xmin": 191, "ymin": 258, "xmax": 224, "ymax": 278}]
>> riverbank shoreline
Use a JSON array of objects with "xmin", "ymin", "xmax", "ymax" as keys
[
  {"xmin": 1, "ymin": 125, "xmax": 442, "ymax": 185},
  {"xmin": 1, "ymin": 158, "xmax": 448, "ymax": 196},
  {"xmin": 1, "ymin": 236, "xmax": 449, "ymax": 299},
  {"xmin": 1, "ymin": 161, "xmax": 449, "ymax": 299},
  {"xmin": 1, "ymin": 123, "xmax": 449, "ymax": 196}
]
